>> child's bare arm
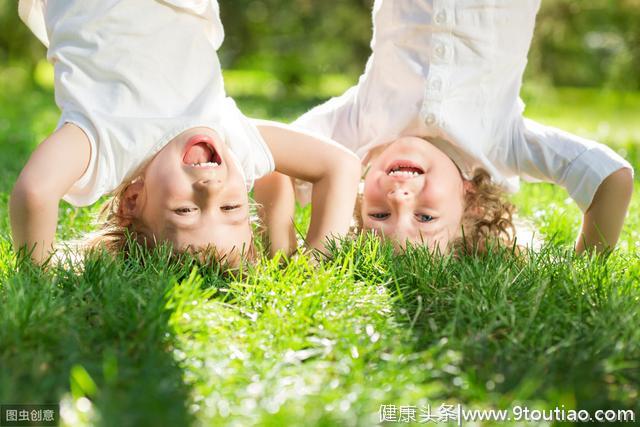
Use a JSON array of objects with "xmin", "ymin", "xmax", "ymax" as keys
[
  {"xmin": 576, "ymin": 168, "xmax": 634, "ymax": 253},
  {"xmin": 10, "ymin": 124, "xmax": 91, "ymax": 264},
  {"xmin": 253, "ymin": 172, "xmax": 297, "ymax": 257},
  {"xmin": 255, "ymin": 120, "xmax": 360, "ymax": 253}
]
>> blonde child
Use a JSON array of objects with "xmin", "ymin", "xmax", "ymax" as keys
[
  {"xmin": 294, "ymin": 0, "xmax": 633, "ymax": 253},
  {"xmin": 10, "ymin": 0, "xmax": 360, "ymax": 265}
]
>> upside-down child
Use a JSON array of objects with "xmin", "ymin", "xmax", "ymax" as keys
[
  {"xmin": 11, "ymin": 0, "xmax": 360, "ymax": 265},
  {"xmin": 293, "ymin": 0, "xmax": 633, "ymax": 253}
]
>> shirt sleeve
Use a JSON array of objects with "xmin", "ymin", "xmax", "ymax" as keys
[
  {"xmin": 18, "ymin": 0, "xmax": 49, "ymax": 47},
  {"xmin": 504, "ymin": 117, "xmax": 633, "ymax": 212},
  {"xmin": 291, "ymin": 85, "xmax": 361, "ymax": 153}
]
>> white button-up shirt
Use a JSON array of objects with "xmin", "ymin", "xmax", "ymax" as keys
[
  {"xmin": 19, "ymin": 0, "xmax": 274, "ymax": 206},
  {"xmin": 293, "ymin": 0, "xmax": 632, "ymax": 212}
]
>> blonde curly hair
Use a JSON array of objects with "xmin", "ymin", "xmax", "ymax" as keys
[
  {"xmin": 450, "ymin": 168, "xmax": 516, "ymax": 255},
  {"xmin": 354, "ymin": 168, "xmax": 516, "ymax": 255}
]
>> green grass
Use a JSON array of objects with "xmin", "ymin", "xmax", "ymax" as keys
[{"xmin": 1, "ymin": 70, "xmax": 639, "ymax": 427}]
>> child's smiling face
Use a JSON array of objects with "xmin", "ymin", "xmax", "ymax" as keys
[
  {"xmin": 124, "ymin": 127, "xmax": 252, "ymax": 264},
  {"xmin": 361, "ymin": 136, "xmax": 466, "ymax": 252}
]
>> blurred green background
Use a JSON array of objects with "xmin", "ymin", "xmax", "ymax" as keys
[{"xmin": 3, "ymin": 0, "xmax": 640, "ymax": 90}]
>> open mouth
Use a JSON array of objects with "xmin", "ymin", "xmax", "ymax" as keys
[
  {"xmin": 386, "ymin": 160, "xmax": 424, "ymax": 177},
  {"xmin": 183, "ymin": 135, "xmax": 222, "ymax": 168}
]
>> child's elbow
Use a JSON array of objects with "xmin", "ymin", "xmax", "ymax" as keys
[
  {"xmin": 11, "ymin": 175, "xmax": 55, "ymax": 211},
  {"xmin": 313, "ymin": 149, "xmax": 360, "ymax": 186},
  {"xmin": 595, "ymin": 167, "xmax": 634, "ymax": 213},
  {"xmin": 614, "ymin": 167, "xmax": 634, "ymax": 200}
]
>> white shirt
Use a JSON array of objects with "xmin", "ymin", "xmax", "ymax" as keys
[
  {"xmin": 293, "ymin": 0, "xmax": 632, "ymax": 212},
  {"xmin": 19, "ymin": 0, "xmax": 274, "ymax": 206}
]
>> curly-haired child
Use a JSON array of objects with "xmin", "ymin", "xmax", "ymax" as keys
[{"xmin": 293, "ymin": 0, "xmax": 633, "ymax": 253}]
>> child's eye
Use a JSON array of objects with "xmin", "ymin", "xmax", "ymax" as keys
[
  {"xmin": 221, "ymin": 204, "xmax": 241, "ymax": 211},
  {"xmin": 369, "ymin": 213, "xmax": 390, "ymax": 220},
  {"xmin": 175, "ymin": 207, "xmax": 198, "ymax": 215},
  {"xmin": 415, "ymin": 214, "xmax": 434, "ymax": 223}
]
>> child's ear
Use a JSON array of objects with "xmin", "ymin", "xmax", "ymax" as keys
[
  {"xmin": 462, "ymin": 179, "xmax": 483, "ymax": 217},
  {"xmin": 463, "ymin": 179, "xmax": 475, "ymax": 195},
  {"xmin": 119, "ymin": 180, "xmax": 145, "ymax": 220}
]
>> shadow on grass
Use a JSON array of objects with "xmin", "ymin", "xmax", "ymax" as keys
[
  {"xmin": 0, "ymin": 246, "xmax": 229, "ymax": 427},
  {"xmin": 380, "ymin": 243, "xmax": 640, "ymax": 419}
]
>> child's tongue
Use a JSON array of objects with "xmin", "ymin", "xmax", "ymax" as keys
[{"xmin": 184, "ymin": 142, "xmax": 212, "ymax": 164}]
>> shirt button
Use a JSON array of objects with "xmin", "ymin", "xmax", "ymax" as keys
[
  {"xmin": 435, "ymin": 10, "xmax": 447, "ymax": 24},
  {"xmin": 430, "ymin": 77, "xmax": 442, "ymax": 91},
  {"xmin": 434, "ymin": 44, "xmax": 445, "ymax": 58},
  {"xmin": 425, "ymin": 113, "xmax": 437, "ymax": 126}
]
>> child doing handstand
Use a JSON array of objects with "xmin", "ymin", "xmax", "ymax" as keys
[
  {"xmin": 294, "ymin": 0, "xmax": 633, "ymax": 253},
  {"xmin": 11, "ymin": 0, "xmax": 360, "ymax": 265}
]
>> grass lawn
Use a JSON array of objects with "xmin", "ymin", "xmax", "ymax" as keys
[{"xmin": 1, "ymin": 68, "xmax": 639, "ymax": 426}]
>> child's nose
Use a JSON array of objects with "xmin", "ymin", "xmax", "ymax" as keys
[
  {"xmin": 387, "ymin": 188, "xmax": 412, "ymax": 203},
  {"xmin": 194, "ymin": 178, "xmax": 222, "ymax": 191}
]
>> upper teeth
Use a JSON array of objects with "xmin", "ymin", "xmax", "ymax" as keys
[
  {"xmin": 190, "ymin": 162, "xmax": 220, "ymax": 167},
  {"xmin": 389, "ymin": 169, "xmax": 420, "ymax": 177}
]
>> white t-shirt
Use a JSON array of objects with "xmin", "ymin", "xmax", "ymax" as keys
[
  {"xmin": 19, "ymin": 0, "xmax": 274, "ymax": 206},
  {"xmin": 293, "ymin": 0, "xmax": 632, "ymax": 212}
]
